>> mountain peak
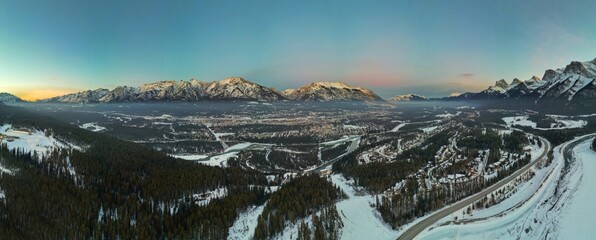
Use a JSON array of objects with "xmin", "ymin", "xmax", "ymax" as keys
[
  {"xmin": 448, "ymin": 57, "xmax": 596, "ymax": 102},
  {"xmin": 542, "ymin": 69, "xmax": 558, "ymax": 81},
  {"xmin": 219, "ymin": 77, "xmax": 250, "ymax": 85},
  {"xmin": 0, "ymin": 92, "xmax": 25, "ymax": 103},
  {"xmin": 308, "ymin": 81, "xmax": 352, "ymax": 89},
  {"xmin": 389, "ymin": 94, "xmax": 427, "ymax": 101},
  {"xmin": 563, "ymin": 61, "xmax": 589, "ymax": 76},
  {"xmin": 284, "ymin": 81, "xmax": 382, "ymax": 102},
  {"xmin": 495, "ymin": 79, "xmax": 509, "ymax": 89}
]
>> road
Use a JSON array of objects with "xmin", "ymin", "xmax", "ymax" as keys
[
  {"xmin": 397, "ymin": 137, "xmax": 552, "ymax": 240},
  {"xmin": 307, "ymin": 136, "xmax": 361, "ymax": 173}
]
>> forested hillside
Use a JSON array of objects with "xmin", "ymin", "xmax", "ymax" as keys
[
  {"xmin": 0, "ymin": 104, "xmax": 270, "ymax": 239},
  {"xmin": 253, "ymin": 174, "xmax": 345, "ymax": 239}
]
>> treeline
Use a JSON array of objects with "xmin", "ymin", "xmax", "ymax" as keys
[
  {"xmin": 0, "ymin": 104, "xmax": 271, "ymax": 239},
  {"xmin": 253, "ymin": 174, "xmax": 345, "ymax": 240},
  {"xmin": 593, "ymin": 137, "xmax": 596, "ymax": 151}
]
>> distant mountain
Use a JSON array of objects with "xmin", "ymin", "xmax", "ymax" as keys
[
  {"xmin": 39, "ymin": 88, "xmax": 110, "ymax": 103},
  {"xmin": 389, "ymin": 94, "xmax": 428, "ymax": 101},
  {"xmin": 0, "ymin": 92, "xmax": 25, "ymax": 103},
  {"xmin": 283, "ymin": 82, "xmax": 383, "ymax": 102},
  {"xmin": 448, "ymin": 58, "xmax": 596, "ymax": 103},
  {"xmin": 39, "ymin": 78, "xmax": 287, "ymax": 103}
]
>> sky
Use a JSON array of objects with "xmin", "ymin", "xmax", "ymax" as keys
[{"xmin": 1, "ymin": 0, "xmax": 595, "ymax": 101}]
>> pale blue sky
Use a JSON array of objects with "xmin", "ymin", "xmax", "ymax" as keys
[{"xmin": 1, "ymin": 0, "xmax": 595, "ymax": 100}]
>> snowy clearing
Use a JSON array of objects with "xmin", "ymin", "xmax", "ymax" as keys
[
  {"xmin": 0, "ymin": 124, "xmax": 70, "ymax": 159},
  {"xmin": 502, "ymin": 116, "xmax": 587, "ymax": 130},
  {"xmin": 79, "ymin": 122, "xmax": 107, "ymax": 132}
]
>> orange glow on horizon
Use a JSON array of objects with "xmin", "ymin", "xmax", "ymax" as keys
[{"xmin": 10, "ymin": 88, "xmax": 83, "ymax": 101}]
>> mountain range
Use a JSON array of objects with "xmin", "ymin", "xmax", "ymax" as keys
[
  {"xmin": 36, "ymin": 78, "xmax": 383, "ymax": 103},
  {"xmin": 3, "ymin": 58, "xmax": 596, "ymax": 104},
  {"xmin": 448, "ymin": 58, "xmax": 596, "ymax": 102}
]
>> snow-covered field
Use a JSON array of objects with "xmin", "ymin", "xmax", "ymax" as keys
[
  {"xmin": 79, "ymin": 122, "xmax": 106, "ymax": 132},
  {"xmin": 170, "ymin": 142, "xmax": 255, "ymax": 167},
  {"xmin": 502, "ymin": 116, "xmax": 587, "ymax": 130},
  {"xmin": 0, "ymin": 124, "xmax": 72, "ymax": 159}
]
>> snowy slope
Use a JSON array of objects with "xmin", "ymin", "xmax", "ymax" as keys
[
  {"xmin": 0, "ymin": 124, "xmax": 73, "ymax": 159},
  {"xmin": 558, "ymin": 138, "xmax": 596, "ymax": 239},
  {"xmin": 330, "ymin": 175, "xmax": 399, "ymax": 240}
]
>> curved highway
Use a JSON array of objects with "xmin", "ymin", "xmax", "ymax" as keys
[{"xmin": 397, "ymin": 137, "xmax": 552, "ymax": 240}]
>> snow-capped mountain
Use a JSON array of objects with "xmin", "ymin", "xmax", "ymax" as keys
[
  {"xmin": 450, "ymin": 58, "xmax": 596, "ymax": 102},
  {"xmin": 39, "ymin": 88, "xmax": 110, "ymax": 103},
  {"xmin": 0, "ymin": 92, "xmax": 25, "ymax": 103},
  {"xmin": 39, "ymin": 78, "xmax": 287, "ymax": 103},
  {"xmin": 389, "ymin": 94, "xmax": 428, "ymax": 101},
  {"xmin": 283, "ymin": 82, "xmax": 383, "ymax": 102},
  {"xmin": 203, "ymin": 77, "xmax": 285, "ymax": 101}
]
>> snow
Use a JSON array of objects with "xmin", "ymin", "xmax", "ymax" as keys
[
  {"xmin": 226, "ymin": 142, "xmax": 255, "ymax": 152},
  {"xmin": 191, "ymin": 187, "xmax": 228, "ymax": 206},
  {"xmin": 214, "ymin": 132, "xmax": 234, "ymax": 138},
  {"xmin": 171, "ymin": 142, "xmax": 256, "ymax": 167},
  {"xmin": 79, "ymin": 122, "xmax": 106, "ymax": 132},
  {"xmin": 502, "ymin": 116, "xmax": 536, "ymax": 128},
  {"xmin": 390, "ymin": 122, "xmax": 407, "ymax": 132},
  {"xmin": 343, "ymin": 124, "xmax": 364, "ymax": 130},
  {"xmin": 320, "ymin": 135, "xmax": 360, "ymax": 146},
  {"xmin": 502, "ymin": 115, "xmax": 587, "ymax": 130},
  {"xmin": 436, "ymin": 111, "xmax": 461, "ymax": 118},
  {"xmin": 421, "ymin": 126, "xmax": 439, "ymax": 133},
  {"xmin": 0, "ymin": 124, "xmax": 70, "ymax": 160},
  {"xmin": 330, "ymin": 174, "xmax": 398, "ymax": 240},
  {"xmin": 229, "ymin": 205, "xmax": 265, "ymax": 240},
  {"xmin": 168, "ymin": 154, "xmax": 208, "ymax": 161},
  {"xmin": 0, "ymin": 163, "xmax": 13, "ymax": 175},
  {"xmin": 558, "ymin": 138, "xmax": 596, "ymax": 239}
]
